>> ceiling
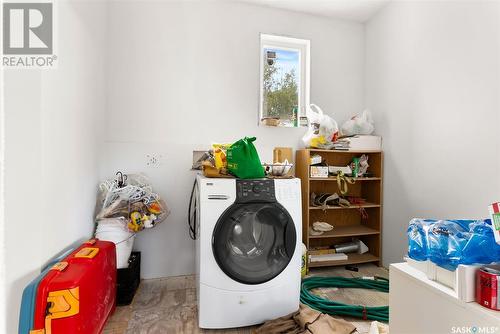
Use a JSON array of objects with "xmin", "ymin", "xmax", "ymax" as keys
[{"xmin": 240, "ymin": 0, "xmax": 391, "ymax": 22}]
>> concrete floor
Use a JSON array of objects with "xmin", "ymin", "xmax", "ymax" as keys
[{"xmin": 103, "ymin": 263, "xmax": 389, "ymax": 334}]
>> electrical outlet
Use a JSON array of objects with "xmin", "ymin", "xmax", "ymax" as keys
[{"xmin": 146, "ymin": 154, "xmax": 163, "ymax": 167}]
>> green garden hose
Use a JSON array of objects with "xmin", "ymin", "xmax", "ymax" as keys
[{"xmin": 300, "ymin": 276, "xmax": 389, "ymax": 322}]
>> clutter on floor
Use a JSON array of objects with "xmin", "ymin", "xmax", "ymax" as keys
[
  {"xmin": 19, "ymin": 240, "xmax": 117, "ymax": 334},
  {"xmin": 94, "ymin": 172, "xmax": 170, "ymax": 269},
  {"xmin": 254, "ymin": 303, "xmax": 356, "ymax": 334},
  {"xmin": 368, "ymin": 321, "xmax": 389, "ymax": 334},
  {"xmin": 104, "ymin": 264, "xmax": 389, "ymax": 334},
  {"xmin": 301, "ymin": 276, "xmax": 389, "ymax": 322}
]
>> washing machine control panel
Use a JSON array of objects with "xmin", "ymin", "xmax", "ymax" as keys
[{"xmin": 236, "ymin": 179, "xmax": 275, "ymax": 203}]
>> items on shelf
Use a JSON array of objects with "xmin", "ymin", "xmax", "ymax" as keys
[
  {"xmin": 309, "ymin": 252, "xmax": 348, "ymax": 263},
  {"xmin": 302, "ymin": 104, "xmax": 339, "ymax": 149},
  {"xmin": 309, "ymin": 154, "xmax": 369, "ymax": 179},
  {"xmin": 196, "ymin": 138, "xmax": 294, "ymax": 179},
  {"xmin": 263, "ymin": 160, "xmax": 293, "ymax": 177},
  {"xmin": 341, "ymin": 109, "xmax": 375, "ymax": 136},
  {"xmin": 329, "ymin": 165, "xmax": 352, "ymax": 175},
  {"xmin": 310, "ymin": 165, "xmax": 329, "ymax": 178},
  {"xmin": 306, "ymin": 135, "xmax": 382, "ymax": 151},
  {"xmin": 306, "ymin": 239, "xmax": 370, "ymax": 263},
  {"xmin": 300, "ymin": 106, "xmax": 382, "ymax": 151},
  {"xmin": 313, "ymin": 221, "xmax": 334, "ymax": 232},
  {"xmin": 309, "ymin": 221, "xmax": 334, "ymax": 236},
  {"xmin": 311, "ymin": 192, "xmax": 351, "ymax": 210},
  {"xmin": 350, "ymin": 154, "xmax": 370, "ymax": 177},
  {"xmin": 298, "ymin": 149, "xmax": 382, "ymax": 268},
  {"xmin": 334, "ymin": 239, "xmax": 369, "ymax": 254},
  {"xmin": 310, "ymin": 154, "xmax": 323, "ymax": 165},
  {"xmin": 227, "ymin": 137, "xmax": 265, "ymax": 179},
  {"xmin": 335, "ymin": 171, "xmax": 355, "ymax": 195},
  {"xmin": 346, "ymin": 135, "xmax": 382, "ymax": 151}
]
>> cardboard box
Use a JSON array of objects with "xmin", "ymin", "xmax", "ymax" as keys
[
  {"xmin": 347, "ymin": 135, "xmax": 382, "ymax": 151},
  {"xmin": 273, "ymin": 147, "xmax": 293, "ymax": 163}
]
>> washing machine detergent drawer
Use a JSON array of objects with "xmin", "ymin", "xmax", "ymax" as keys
[{"xmin": 198, "ymin": 282, "xmax": 300, "ymax": 329}]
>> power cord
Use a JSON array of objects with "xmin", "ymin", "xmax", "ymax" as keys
[{"xmin": 188, "ymin": 180, "xmax": 197, "ymax": 240}]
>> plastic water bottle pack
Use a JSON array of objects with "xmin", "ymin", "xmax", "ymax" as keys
[{"xmin": 407, "ymin": 218, "xmax": 500, "ymax": 270}]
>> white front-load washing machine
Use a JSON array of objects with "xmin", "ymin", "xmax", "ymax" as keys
[{"xmin": 193, "ymin": 175, "xmax": 302, "ymax": 329}]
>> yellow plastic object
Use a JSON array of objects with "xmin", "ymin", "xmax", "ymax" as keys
[
  {"xmin": 301, "ymin": 244, "xmax": 307, "ymax": 278},
  {"xmin": 29, "ymin": 330, "xmax": 45, "ymax": 334},
  {"xmin": 310, "ymin": 135, "xmax": 327, "ymax": 148},
  {"xmin": 51, "ymin": 262, "xmax": 68, "ymax": 271},
  {"xmin": 212, "ymin": 143, "xmax": 231, "ymax": 170},
  {"xmin": 129, "ymin": 211, "xmax": 143, "ymax": 232},
  {"xmin": 74, "ymin": 247, "xmax": 99, "ymax": 259},
  {"xmin": 147, "ymin": 201, "xmax": 162, "ymax": 215},
  {"xmin": 43, "ymin": 287, "xmax": 80, "ymax": 334}
]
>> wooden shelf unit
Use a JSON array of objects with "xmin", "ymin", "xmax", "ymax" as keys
[{"xmin": 296, "ymin": 149, "xmax": 383, "ymax": 268}]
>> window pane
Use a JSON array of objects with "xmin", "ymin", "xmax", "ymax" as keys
[{"xmin": 262, "ymin": 48, "xmax": 300, "ymax": 127}]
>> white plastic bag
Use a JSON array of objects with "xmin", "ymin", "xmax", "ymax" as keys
[
  {"xmin": 341, "ymin": 109, "xmax": 375, "ymax": 136},
  {"xmin": 302, "ymin": 104, "xmax": 339, "ymax": 149}
]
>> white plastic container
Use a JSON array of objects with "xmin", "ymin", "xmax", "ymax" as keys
[
  {"xmin": 95, "ymin": 218, "xmax": 135, "ymax": 269},
  {"xmin": 405, "ymin": 256, "xmax": 482, "ymax": 302}
]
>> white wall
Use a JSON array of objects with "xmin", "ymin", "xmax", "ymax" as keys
[
  {"xmin": 365, "ymin": 1, "xmax": 500, "ymax": 266},
  {"xmin": 104, "ymin": 1, "xmax": 365, "ymax": 278},
  {"xmin": 2, "ymin": 1, "xmax": 108, "ymax": 332}
]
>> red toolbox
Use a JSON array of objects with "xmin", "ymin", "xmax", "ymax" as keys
[{"xmin": 26, "ymin": 239, "xmax": 116, "ymax": 334}]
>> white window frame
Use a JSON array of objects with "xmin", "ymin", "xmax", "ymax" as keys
[{"xmin": 259, "ymin": 33, "xmax": 310, "ymax": 127}]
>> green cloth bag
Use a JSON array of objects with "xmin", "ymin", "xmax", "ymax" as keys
[{"xmin": 227, "ymin": 137, "xmax": 265, "ymax": 179}]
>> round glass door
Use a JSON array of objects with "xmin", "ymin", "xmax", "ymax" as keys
[{"xmin": 212, "ymin": 202, "xmax": 296, "ymax": 284}]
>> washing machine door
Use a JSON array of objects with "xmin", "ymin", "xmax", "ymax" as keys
[{"xmin": 212, "ymin": 180, "xmax": 296, "ymax": 285}]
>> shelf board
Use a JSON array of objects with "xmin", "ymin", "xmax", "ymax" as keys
[
  {"xmin": 308, "ymin": 252, "xmax": 379, "ymax": 268},
  {"xmin": 309, "ymin": 225, "xmax": 380, "ymax": 239},
  {"xmin": 308, "ymin": 149, "xmax": 382, "ymax": 154},
  {"xmin": 310, "ymin": 177, "xmax": 381, "ymax": 181},
  {"xmin": 309, "ymin": 203, "xmax": 381, "ymax": 210}
]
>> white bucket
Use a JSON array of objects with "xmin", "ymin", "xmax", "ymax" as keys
[{"xmin": 95, "ymin": 218, "xmax": 135, "ymax": 269}]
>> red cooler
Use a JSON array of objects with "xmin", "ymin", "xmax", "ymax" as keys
[{"xmin": 30, "ymin": 239, "xmax": 116, "ymax": 334}]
